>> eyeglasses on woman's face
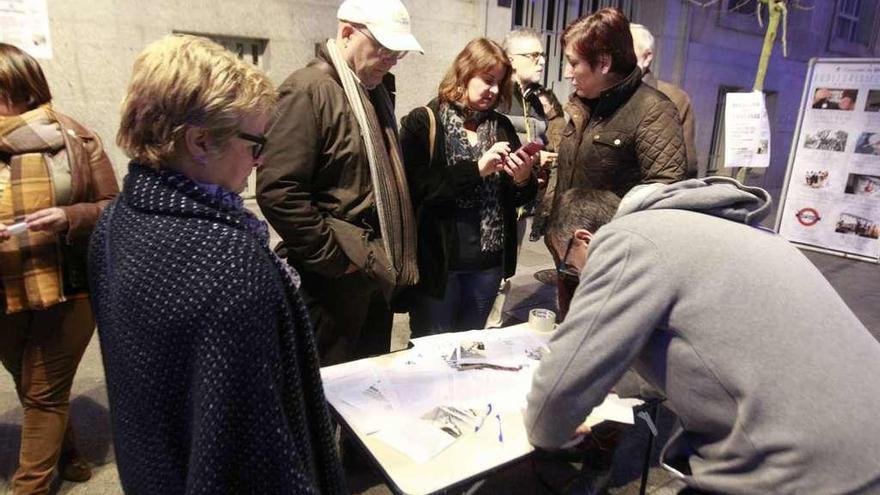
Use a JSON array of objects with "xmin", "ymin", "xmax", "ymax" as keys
[{"xmin": 236, "ymin": 131, "xmax": 267, "ymax": 159}]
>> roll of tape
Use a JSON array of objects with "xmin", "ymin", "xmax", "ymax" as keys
[{"xmin": 528, "ymin": 308, "xmax": 556, "ymax": 332}]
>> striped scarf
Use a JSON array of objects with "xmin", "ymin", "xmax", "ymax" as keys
[
  {"xmin": 0, "ymin": 105, "xmax": 66, "ymax": 313},
  {"xmin": 324, "ymin": 39, "xmax": 419, "ymax": 286}
]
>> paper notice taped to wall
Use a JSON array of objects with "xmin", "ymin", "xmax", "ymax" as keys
[
  {"xmin": 0, "ymin": 0, "xmax": 53, "ymax": 59},
  {"xmin": 724, "ymin": 91, "xmax": 771, "ymax": 168}
]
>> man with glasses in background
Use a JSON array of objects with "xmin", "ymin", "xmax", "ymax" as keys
[
  {"xmin": 258, "ymin": 0, "xmax": 423, "ymax": 365},
  {"xmin": 500, "ymin": 28, "xmax": 565, "ymax": 243}
]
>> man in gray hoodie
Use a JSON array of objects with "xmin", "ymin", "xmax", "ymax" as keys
[{"xmin": 525, "ymin": 178, "xmax": 880, "ymax": 494}]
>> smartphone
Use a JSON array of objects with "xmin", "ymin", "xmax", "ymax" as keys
[{"xmin": 516, "ymin": 141, "xmax": 544, "ymax": 157}]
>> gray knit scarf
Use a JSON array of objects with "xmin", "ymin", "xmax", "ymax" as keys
[{"xmin": 440, "ymin": 102, "xmax": 504, "ymax": 252}]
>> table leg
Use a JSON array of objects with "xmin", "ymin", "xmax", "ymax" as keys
[{"xmin": 638, "ymin": 403, "xmax": 660, "ymax": 495}]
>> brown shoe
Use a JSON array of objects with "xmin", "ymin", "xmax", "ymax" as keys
[{"xmin": 58, "ymin": 450, "xmax": 92, "ymax": 482}]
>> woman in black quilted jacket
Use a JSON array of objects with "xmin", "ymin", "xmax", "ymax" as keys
[
  {"xmin": 87, "ymin": 35, "xmax": 345, "ymax": 495},
  {"xmin": 543, "ymin": 7, "xmax": 687, "ymax": 319}
]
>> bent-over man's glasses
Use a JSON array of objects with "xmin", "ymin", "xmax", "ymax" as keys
[
  {"xmin": 354, "ymin": 26, "xmax": 407, "ymax": 60},
  {"xmin": 513, "ymin": 52, "xmax": 545, "ymax": 63},
  {"xmin": 237, "ymin": 132, "xmax": 267, "ymax": 159},
  {"xmin": 557, "ymin": 237, "xmax": 580, "ymax": 280}
]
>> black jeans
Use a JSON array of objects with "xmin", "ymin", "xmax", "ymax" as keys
[{"xmin": 298, "ymin": 270, "xmax": 393, "ymax": 366}]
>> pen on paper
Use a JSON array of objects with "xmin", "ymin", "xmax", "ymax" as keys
[{"xmin": 474, "ymin": 403, "xmax": 493, "ymax": 432}]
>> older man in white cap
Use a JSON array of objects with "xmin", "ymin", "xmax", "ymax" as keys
[{"xmin": 258, "ymin": 0, "xmax": 423, "ymax": 365}]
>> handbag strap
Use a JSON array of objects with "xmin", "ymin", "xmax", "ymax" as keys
[{"xmin": 422, "ymin": 106, "xmax": 435, "ymax": 162}]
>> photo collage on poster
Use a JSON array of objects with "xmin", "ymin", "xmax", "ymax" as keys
[{"xmin": 779, "ymin": 61, "xmax": 880, "ymax": 259}]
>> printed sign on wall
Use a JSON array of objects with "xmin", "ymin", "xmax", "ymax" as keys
[
  {"xmin": 724, "ymin": 91, "xmax": 772, "ymax": 169},
  {"xmin": 0, "ymin": 0, "xmax": 52, "ymax": 59},
  {"xmin": 778, "ymin": 59, "xmax": 880, "ymax": 261}
]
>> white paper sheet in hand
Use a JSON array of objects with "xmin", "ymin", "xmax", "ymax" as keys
[{"xmin": 583, "ymin": 393, "xmax": 642, "ymax": 428}]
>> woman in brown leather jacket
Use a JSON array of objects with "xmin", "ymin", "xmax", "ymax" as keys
[{"xmin": 0, "ymin": 42, "xmax": 118, "ymax": 494}]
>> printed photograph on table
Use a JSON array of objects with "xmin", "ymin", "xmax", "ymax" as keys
[
  {"xmin": 835, "ymin": 212, "xmax": 880, "ymax": 239},
  {"xmin": 845, "ymin": 173, "xmax": 880, "ymax": 198},
  {"xmin": 865, "ymin": 90, "xmax": 880, "ymax": 112},
  {"xmin": 803, "ymin": 129, "xmax": 848, "ymax": 152},
  {"xmin": 854, "ymin": 132, "xmax": 880, "ymax": 156},
  {"xmin": 811, "ymin": 88, "xmax": 858, "ymax": 111}
]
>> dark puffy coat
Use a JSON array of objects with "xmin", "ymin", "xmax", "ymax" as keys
[
  {"xmin": 399, "ymin": 100, "xmax": 537, "ymax": 298},
  {"xmin": 549, "ymin": 66, "xmax": 686, "ymax": 206}
]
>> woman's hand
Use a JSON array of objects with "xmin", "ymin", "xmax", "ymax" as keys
[
  {"xmin": 504, "ymin": 146, "xmax": 538, "ymax": 186},
  {"xmin": 25, "ymin": 207, "xmax": 69, "ymax": 234},
  {"xmin": 478, "ymin": 142, "xmax": 511, "ymax": 177},
  {"xmin": 0, "ymin": 223, "xmax": 9, "ymax": 242},
  {"xmin": 539, "ymin": 151, "xmax": 558, "ymax": 169}
]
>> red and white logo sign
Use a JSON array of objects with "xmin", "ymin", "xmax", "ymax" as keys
[{"xmin": 795, "ymin": 207, "xmax": 821, "ymax": 226}]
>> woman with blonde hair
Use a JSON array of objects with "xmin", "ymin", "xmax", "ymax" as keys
[
  {"xmin": 399, "ymin": 38, "xmax": 538, "ymax": 336},
  {"xmin": 0, "ymin": 42, "xmax": 118, "ymax": 493},
  {"xmin": 88, "ymin": 35, "xmax": 345, "ymax": 493}
]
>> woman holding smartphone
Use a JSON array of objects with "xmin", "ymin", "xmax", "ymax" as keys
[
  {"xmin": 400, "ymin": 38, "xmax": 538, "ymax": 336},
  {"xmin": 0, "ymin": 42, "xmax": 118, "ymax": 492}
]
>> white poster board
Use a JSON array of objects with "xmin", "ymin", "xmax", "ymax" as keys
[
  {"xmin": 0, "ymin": 0, "xmax": 52, "ymax": 59},
  {"xmin": 776, "ymin": 58, "xmax": 880, "ymax": 262},
  {"xmin": 724, "ymin": 91, "xmax": 771, "ymax": 169}
]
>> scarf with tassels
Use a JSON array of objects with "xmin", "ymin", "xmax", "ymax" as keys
[
  {"xmin": 0, "ymin": 104, "xmax": 66, "ymax": 313},
  {"xmin": 324, "ymin": 38, "xmax": 419, "ymax": 286}
]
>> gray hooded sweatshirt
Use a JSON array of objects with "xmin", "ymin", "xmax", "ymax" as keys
[{"xmin": 526, "ymin": 178, "xmax": 880, "ymax": 494}]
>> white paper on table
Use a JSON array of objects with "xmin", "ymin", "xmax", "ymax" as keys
[
  {"xmin": 324, "ymin": 368, "xmax": 401, "ymax": 434},
  {"xmin": 371, "ymin": 418, "xmax": 457, "ymax": 464},
  {"xmin": 451, "ymin": 326, "xmax": 551, "ymax": 368},
  {"xmin": 724, "ymin": 91, "xmax": 771, "ymax": 169},
  {"xmin": 321, "ymin": 356, "xmax": 374, "ymax": 383},
  {"xmin": 384, "ymin": 369, "xmax": 455, "ymax": 418}
]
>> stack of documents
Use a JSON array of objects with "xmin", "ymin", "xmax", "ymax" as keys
[{"xmin": 321, "ymin": 326, "xmax": 641, "ymax": 463}]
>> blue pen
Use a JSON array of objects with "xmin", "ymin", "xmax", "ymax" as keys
[
  {"xmin": 474, "ymin": 403, "xmax": 493, "ymax": 432},
  {"xmin": 496, "ymin": 413, "xmax": 503, "ymax": 442}
]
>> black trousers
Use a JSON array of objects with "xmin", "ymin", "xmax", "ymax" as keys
[{"xmin": 298, "ymin": 270, "xmax": 393, "ymax": 366}]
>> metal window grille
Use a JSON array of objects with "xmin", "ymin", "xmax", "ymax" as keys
[
  {"xmin": 726, "ymin": 0, "xmax": 759, "ymax": 14},
  {"xmin": 834, "ymin": 0, "xmax": 861, "ymax": 42},
  {"xmin": 173, "ymin": 32, "xmax": 267, "ymax": 69}
]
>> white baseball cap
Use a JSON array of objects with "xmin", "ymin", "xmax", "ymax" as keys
[{"xmin": 337, "ymin": 0, "xmax": 424, "ymax": 54}]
